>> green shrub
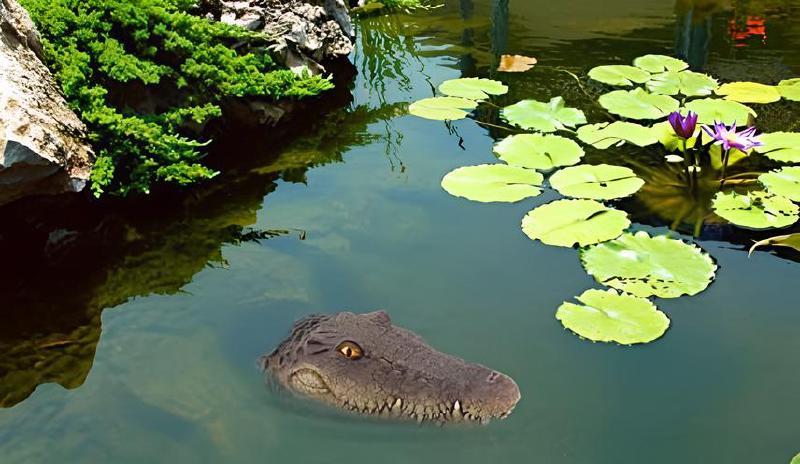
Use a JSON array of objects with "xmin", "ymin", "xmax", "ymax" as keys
[{"xmin": 19, "ymin": 0, "xmax": 334, "ymax": 196}]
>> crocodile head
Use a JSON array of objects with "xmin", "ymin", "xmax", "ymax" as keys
[{"xmin": 262, "ymin": 311, "xmax": 520, "ymax": 424}]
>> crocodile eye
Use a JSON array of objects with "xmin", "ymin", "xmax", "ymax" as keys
[{"xmin": 336, "ymin": 341, "xmax": 363, "ymax": 360}]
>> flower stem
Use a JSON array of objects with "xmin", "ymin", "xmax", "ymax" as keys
[{"xmin": 720, "ymin": 149, "xmax": 730, "ymax": 186}]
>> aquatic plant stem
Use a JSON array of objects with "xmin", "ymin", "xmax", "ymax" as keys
[
  {"xmin": 720, "ymin": 148, "xmax": 730, "ymax": 187},
  {"xmin": 474, "ymin": 120, "xmax": 517, "ymax": 132}
]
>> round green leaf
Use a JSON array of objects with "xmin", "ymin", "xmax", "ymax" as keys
[
  {"xmin": 580, "ymin": 231, "xmax": 717, "ymax": 298},
  {"xmin": 501, "ymin": 96, "xmax": 587, "ymax": 132},
  {"xmin": 791, "ymin": 453, "xmax": 800, "ymax": 464},
  {"xmin": 439, "ymin": 78, "xmax": 508, "ymax": 100},
  {"xmin": 633, "ymin": 54, "xmax": 689, "ymax": 73},
  {"xmin": 588, "ymin": 65, "xmax": 651, "ymax": 86},
  {"xmin": 646, "ymin": 70, "xmax": 718, "ymax": 97},
  {"xmin": 494, "ymin": 134, "xmax": 584, "ymax": 170},
  {"xmin": 715, "ymin": 82, "xmax": 781, "ymax": 104},
  {"xmin": 598, "ymin": 88, "xmax": 679, "ymax": 120},
  {"xmin": 521, "ymin": 199, "xmax": 630, "ymax": 248},
  {"xmin": 556, "ymin": 289, "xmax": 670, "ymax": 345},
  {"xmin": 683, "ymin": 98, "xmax": 757, "ymax": 125},
  {"xmin": 576, "ymin": 121, "xmax": 659, "ymax": 149},
  {"xmin": 409, "ymin": 97, "xmax": 478, "ymax": 120},
  {"xmin": 778, "ymin": 78, "xmax": 800, "ymax": 101},
  {"xmin": 549, "ymin": 164, "xmax": 644, "ymax": 200},
  {"xmin": 754, "ymin": 132, "xmax": 800, "ymax": 163},
  {"xmin": 441, "ymin": 164, "xmax": 544, "ymax": 203},
  {"xmin": 712, "ymin": 191, "xmax": 799, "ymax": 230},
  {"xmin": 759, "ymin": 167, "xmax": 800, "ymax": 202}
]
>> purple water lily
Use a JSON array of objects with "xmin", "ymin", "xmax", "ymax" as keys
[
  {"xmin": 702, "ymin": 121, "xmax": 763, "ymax": 152},
  {"xmin": 668, "ymin": 111, "xmax": 698, "ymax": 139}
]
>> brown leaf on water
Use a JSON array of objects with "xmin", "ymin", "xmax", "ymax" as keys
[{"xmin": 498, "ymin": 55, "xmax": 537, "ymax": 73}]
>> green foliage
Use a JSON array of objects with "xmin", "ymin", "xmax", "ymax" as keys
[{"xmin": 20, "ymin": 0, "xmax": 333, "ymax": 196}]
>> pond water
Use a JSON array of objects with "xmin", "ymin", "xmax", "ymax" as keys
[{"xmin": 2, "ymin": 0, "xmax": 800, "ymax": 462}]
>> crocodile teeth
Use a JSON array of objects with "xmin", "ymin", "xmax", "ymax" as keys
[
  {"xmin": 393, "ymin": 398, "xmax": 402, "ymax": 409},
  {"xmin": 453, "ymin": 400, "xmax": 461, "ymax": 413}
]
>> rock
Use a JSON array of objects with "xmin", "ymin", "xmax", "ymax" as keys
[
  {"xmin": 216, "ymin": 0, "xmax": 354, "ymax": 74},
  {"xmin": 0, "ymin": 0, "xmax": 93, "ymax": 206}
]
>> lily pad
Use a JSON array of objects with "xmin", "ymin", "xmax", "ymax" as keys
[
  {"xmin": 549, "ymin": 164, "xmax": 644, "ymax": 200},
  {"xmin": 580, "ymin": 231, "xmax": 717, "ymax": 298},
  {"xmin": 712, "ymin": 191, "xmax": 799, "ymax": 230},
  {"xmin": 598, "ymin": 88, "xmax": 679, "ymax": 120},
  {"xmin": 501, "ymin": 97, "xmax": 587, "ymax": 132},
  {"xmin": 556, "ymin": 289, "xmax": 670, "ymax": 345},
  {"xmin": 759, "ymin": 167, "xmax": 800, "ymax": 202},
  {"xmin": 441, "ymin": 164, "xmax": 544, "ymax": 203},
  {"xmin": 778, "ymin": 78, "xmax": 800, "ymax": 101},
  {"xmin": 439, "ymin": 78, "xmax": 508, "ymax": 100},
  {"xmin": 633, "ymin": 54, "xmax": 689, "ymax": 73},
  {"xmin": 576, "ymin": 121, "xmax": 659, "ymax": 149},
  {"xmin": 715, "ymin": 81, "xmax": 781, "ymax": 104},
  {"xmin": 749, "ymin": 233, "xmax": 800, "ymax": 256},
  {"xmin": 408, "ymin": 97, "xmax": 478, "ymax": 120},
  {"xmin": 493, "ymin": 134, "xmax": 584, "ymax": 170},
  {"xmin": 646, "ymin": 70, "xmax": 718, "ymax": 97},
  {"xmin": 521, "ymin": 199, "xmax": 630, "ymax": 248},
  {"xmin": 683, "ymin": 98, "xmax": 757, "ymax": 125},
  {"xmin": 792, "ymin": 453, "xmax": 800, "ymax": 464},
  {"xmin": 754, "ymin": 132, "xmax": 800, "ymax": 163},
  {"xmin": 588, "ymin": 65, "xmax": 651, "ymax": 86}
]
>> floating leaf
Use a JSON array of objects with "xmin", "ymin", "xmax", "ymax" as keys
[
  {"xmin": 501, "ymin": 97, "xmax": 587, "ymax": 132},
  {"xmin": 556, "ymin": 289, "xmax": 670, "ymax": 345},
  {"xmin": 709, "ymin": 145, "xmax": 747, "ymax": 170},
  {"xmin": 683, "ymin": 98, "xmax": 757, "ymax": 125},
  {"xmin": 646, "ymin": 70, "xmax": 718, "ymax": 97},
  {"xmin": 633, "ymin": 54, "xmax": 688, "ymax": 73},
  {"xmin": 549, "ymin": 164, "xmax": 644, "ymax": 200},
  {"xmin": 715, "ymin": 82, "xmax": 781, "ymax": 104},
  {"xmin": 498, "ymin": 55, "xmax": 537, "ymax": 72},
  {"xmin": 712, "ymin": 191, "xmax": 799, "ymax": 230},
  {"xmin": 792, "ymin": 453, "xmax": 800, "ymax": 464},
  {"xmin": 521, "ymin": 199, "xmax": 630, "ymax": 248},
  {"xmin": 576, "ymin": 122, "xmax": 659, "ymax": 149},
  {"xmin": 441, "ymin": 164, "xmax": 544, "ymax": 203},
  {"xmin": 494, "ymin": 134, "xmax": 584, "ymax": 170},
  {"xmin": 749, "ymin": 233, "xmax": 800, "ymax": 256},
  {"xmin": 408, "ymin": 97, "xmax": 478, "ymax": 120},
  {"xmin": 759, "ymin": 167, "xmax": 800, "ymax": 202},
  {"xmin": 439, "ymin": 78, "xmax": 508, "ymax": 100},
  {"xmin": 598, "ymin": 88, "xmax": 679, "ymax": 120},
  {"xmin": 778, "ymin": 78, "xmax": 800, "ymax": 101},
  {"xmin": 580, "ymin": 231, "xmax": 717, "ymax": 298},
  {"xmin": 588, "ymin": 65, "xmax": 651, "ymax": 86},
  {"xmin": 754, "ymin": 132, "xmax": 800, "ymax": 163}
]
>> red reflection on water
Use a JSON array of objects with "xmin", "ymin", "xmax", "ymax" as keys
[{"xmin": 729, "ymin": 15, "xmax": 767, "ymax": 48}]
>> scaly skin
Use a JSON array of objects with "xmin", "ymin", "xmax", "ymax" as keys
[{"xmin": 262, "ymin": 311, "xmax": 520, "ymax": 424}]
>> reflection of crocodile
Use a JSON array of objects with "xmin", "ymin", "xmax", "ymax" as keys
[{"xmin": 263, "ymin": 311, "xmax": 520, "ymax": 424}]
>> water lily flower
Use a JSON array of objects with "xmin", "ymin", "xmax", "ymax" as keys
[
  {"xmin": 702, "ymin": 121, "xmax": 763, "ymax": 152},
  {"xmin": 668, "ymin": 111, "xmax": 698, "ymax": 139}
]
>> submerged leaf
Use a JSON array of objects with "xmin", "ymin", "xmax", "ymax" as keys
[
  {"xmin": 521, "ymin": 199, "xmax": 630, "ymax": 248},
  {"xmin": 498, "ymin": 55, "xmax": 537, "ymax": 72},
  {"xmin": 754, "ymin": 132, "xmax": 800, "ymax": 163},
  {"xmin": 778, "ymin": 78, "xmax": 800, "ymax": 101},
  {"xmin": 580, "ymin": 231, "xmax": 717, "ymax": 298},
  {"xmin": 712, "ymin": 191, "xmax": 799, "ymax": 230},
  {"xmin": 716, "ymin": 82, "xmax": 781, "ymax": 104},
  {"xmin": 749, "ymin": 233, "xmax": 800, "ymax": 256},
  {"xmin": 441, "ymin": 164, "xmax": 544, "ymax": 203},
  {"xmin": 439, "ymin": 78, "xmax": 509, "ymax": 100},
  {"xmin": 646, "ymin": 70, "xmax": 718, "ymax": 97},
  {"xmin": 588, "ymin": 65, "xmax": 651, "ymax": 86},
  {"xmin": 759, "ymin": 167, "xmax": 800, "ymax": 202},
  {"xmin": 633, "ymin": 54, "xmax": 688, "ymax": 73},
  {"xmin": 683, "ymin": 98, "xmax": 757, "ymax": 125},
  {"xmin": 598, "ymin": 88, "xmax": 679, "ymax": 120},
  {"xmin": 501, "ymin": 97, "xmax": 587, "ymax": 132},
  {"xmin": 494, "ymin": 134, "xmax": 584, "ymax": 170},
  {"xmin": 576, "ymin": 121, "xmax": 659, "ymax": 149},
  {"xmin": 556, "ymin": 289, "xmax": 670, "ymax": 345},
  {"xmin": 549, "ymin": 164, "xmax": 644, "ymax": 200},
  {"xmin": 408, "ymin": 97, "xmax": 478, "ymax": 120}
]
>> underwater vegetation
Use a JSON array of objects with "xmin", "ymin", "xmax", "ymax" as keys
[
  {"xmin": 410, "ymin": 56, "xmax": 800, "ymax": 345},
  {"xmin": 19, "ymin": 0, "xmax": 333, "ymax": 197}
]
